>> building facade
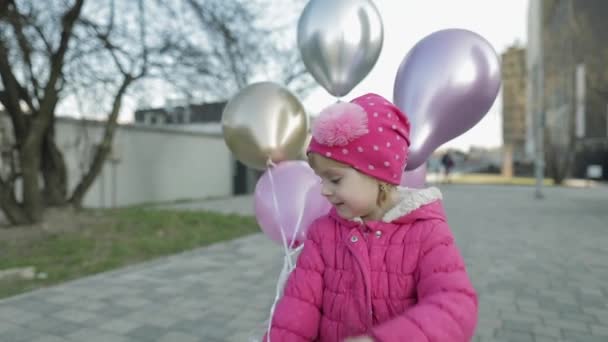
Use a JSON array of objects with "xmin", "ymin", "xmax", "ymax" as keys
[
  {"xmin": 501, "ymin": 45, "xmax": 528, "ymax": 176},
  {"xmin": 134, "ymin": 100, "xmax": 260, "ymax": 194},
  {"xmin": 526, "ymin": 0, "xmax": 608, "ymax": 181},
  {"xmin": 134, "ymin": 101, "xmax": 226, "ymax": 126}
]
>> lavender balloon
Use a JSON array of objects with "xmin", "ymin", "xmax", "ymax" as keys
[
  {"xmin": 254, "ymin": 161, "xmax": 332, "ymax": 247},
  {"xmin": 394, "ymin": 29, "xmax": 501, "ymax": 171},
  {"xmin": 400, "ymin": 163, "xmax": 427, "ymax": 189}
]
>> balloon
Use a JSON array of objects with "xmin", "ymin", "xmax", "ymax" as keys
[
  {"xmin": 254, "ymin": 161, "xmax": 331, "ymax": 246},
  {"xmin": 297, "ymin": 0, "xmax": 383, "ymax": 98},
  {"xmin": 394, "ymin": 29, "xmax": 501, "ymax": 170},
  {"xmin": 222, "ymin": 82, "xmax": 309, "ymax": 170},
  {"xmin": 297, "ymin": 133, "xmax": 313, "ymax": 161},
  {"xmin": 400, "ymin": 163, "xmax": 427, "ymax": 189}
]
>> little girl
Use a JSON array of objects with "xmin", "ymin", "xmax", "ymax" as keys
[{"xmin": 265, "ymin": 93, "xmax": 478, "ymax": 342}]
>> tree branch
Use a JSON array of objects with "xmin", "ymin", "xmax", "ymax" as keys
[
  {"xmin": 137, "ymin": 0, "xmax": 147, "ymax": 78},
  {"xmin": 106, "ymin": 0, "xmax": 115, "ymax": 37},
  {"xmin": 34, "ymin": 0, "xmax": 85, "ymax": 142},
  {"xmin": 78, "ymin": 18, "xmax": 130, "ymax": 76},
  {"xmin": 7, "ymin": 3, "xmax": 41, "ymax": 107},
  {"xmin": 0, "ymin": 173, "xmax": 29, "ymax": 225},
  {"xmin": 69, "ymin": 74, "xmax": 134, "ymax": 206},
  {"xmin": 0, "ymin": 38, "xmax": 27, "ymax": 142},
  {"xmin": 0, "ymin": 0, "xmax": 10, "ymax": 19},
  {"xmin": 31, "ymin": 23, "xmax": 53, "ymax": 55}
]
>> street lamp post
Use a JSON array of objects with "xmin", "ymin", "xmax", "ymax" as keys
[
  {"xmin": 534, "ymin": 96, "xmax": 545, "ymax": 199},
  {"xmin": 534, "ymin": 5, "xmax": 545, "ymax": 200}
]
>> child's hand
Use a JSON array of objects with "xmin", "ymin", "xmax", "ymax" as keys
[{"xmin": 344, "ymin": 336, "xmax": 374, "ymax": 342}]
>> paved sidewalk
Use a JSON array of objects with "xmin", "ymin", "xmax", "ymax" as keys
[{"xmin": 0, "ymin": 185, "xmax": 607, "ymax": 342}]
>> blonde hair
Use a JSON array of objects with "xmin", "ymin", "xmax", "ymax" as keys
[
  {"xmin": 310, "ymin": 152, "xmax": 397, "ymax": 207},
  {"xmin": 307, "ymin": 153, "xmax": 349, "ymax": 170},
  {"xmin": 377, "ymin": 182, "xmax": 397, "ymax": 206}
]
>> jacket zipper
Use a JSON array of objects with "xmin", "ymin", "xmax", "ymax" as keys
[
  {"xmin": 348, "ymin": 219, "xmax": 374, "ymax": 332},
  {"xmin": 359, "ymin": 221, "xmax": 374, "ymax": 329}
]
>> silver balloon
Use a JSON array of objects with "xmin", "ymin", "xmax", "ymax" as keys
[
  {"xmin": 297, "ymin": 0, "xmax": 383, "ymax": 98},
  {"xmin": 222, "ymin": 82, "xmax": 309, "ymax": 170}
]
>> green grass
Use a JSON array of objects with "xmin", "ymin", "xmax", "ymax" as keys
[
  {"xmin": 0, "ymin": 208, "xmax": 259, "ymax": 300},
  {"xmin": 445, "ymin": 173, "xmax": 555, "ymax": 186}
]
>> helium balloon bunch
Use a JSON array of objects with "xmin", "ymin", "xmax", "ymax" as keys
[{"xmin": 223, "ymin": 1, "xmax": 500, "ymax": 339}]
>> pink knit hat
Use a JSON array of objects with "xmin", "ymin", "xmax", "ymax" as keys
[{"xmin": 307, "ymin": 93, "xmax": 410, "ymax": 185}]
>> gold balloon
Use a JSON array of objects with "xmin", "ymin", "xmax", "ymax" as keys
[
  {"xmin": 298, "ymin": 133, "xmax": 313, "ymax": 161},
  {"xmin": 222, "ymin": 82, "xmax": 309, "ymax": 170}
]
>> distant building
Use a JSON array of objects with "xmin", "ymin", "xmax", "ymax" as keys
[
  {"xmin": 527, "ymin": 0, "xmax": 608, "ymax": 181},
  {"xmin": 134, "ymin": 101, "xmax": 226, "ymax": 126},
  {"xmin": 466, "ymin": 147, "xmax": 502, "ymax": 174},
  {"xmin": 501, "ymin": 45, "xmax": 528, "ymax": 176},
  {"xmin": 134, "ymin": 100, "xmax": 262, "ymax": 195}
]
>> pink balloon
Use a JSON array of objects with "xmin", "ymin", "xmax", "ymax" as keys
[
  {"xmin": 401, "ymin": 163, "xmax": 427, "ymax": 189},
  {"xmin": 254, "ymin": 161, "xmax": 332, "ymax": 247}
]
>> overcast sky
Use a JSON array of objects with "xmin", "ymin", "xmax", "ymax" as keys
[{"xmin": 303, "ymin": 0, "xmax": 529, "ymax": 151}]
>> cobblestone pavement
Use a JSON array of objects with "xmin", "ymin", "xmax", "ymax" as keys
[{"xmin": 0, "ymin": 185, "xmax": 607, "ymax": 342}]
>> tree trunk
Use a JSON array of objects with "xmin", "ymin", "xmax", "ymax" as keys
[
  {"xmin": 69, "ymin": 141, "xmax": 109, "ymax": 208},
  {"xmin": 18, "ymin": 142, "xmax": 42, "ymax": 222},
  {"xmin": 0, "ymin": 0, "xmax": 10, "ymax": 19},
  {"xmin": 552, "ymin": 164, "xmax": 567, "ymax": 185},
  {"xmin": 0, "ymin": 0, "xmax": 85, "ymax": 225},
  {"xmin": 547, "ymin": 143, "xmax": 572, "ymax": 185},
  {"xmin": 42, "ymin": 125, "xmax": 68, "ymax": 206},
  {"xmin": 0, "ymin": 178, "xmax": 30, "ymax": 226}
]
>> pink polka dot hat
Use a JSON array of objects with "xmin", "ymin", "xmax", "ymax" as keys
[{"xmin": 307, "ymin": 93, "xmax": 411, "ymax": 185}]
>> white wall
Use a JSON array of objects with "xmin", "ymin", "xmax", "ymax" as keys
[{"xmin": 56, "ymin": 118, "xmax": 232, "ymax": 208}]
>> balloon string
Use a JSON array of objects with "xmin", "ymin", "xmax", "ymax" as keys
[
  {"xmin": 266, "ymin": 158, "xmax": 277, "ymax": 168},
  {"xmin": 288, "ymin": 180, "xmax": 306, "ymax": 249},
  {"xmin": 265, "ymin": 244, "xmax": 303, "ymax": 342},
  {"xmin": 264, "ymin": 157, "xmax": 306, "ymax": 342},
  {"xmin": 265, "ymin": 158, "xmax": 292, "ymax": 269},
  {"xmin": 263, "ymin": 157, "xmax": 311, "ymax": 341},
  {"xmin": 289, "ymin": 202, "xmax": 305, "ymax": 249}
]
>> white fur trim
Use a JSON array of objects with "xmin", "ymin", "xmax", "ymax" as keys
[{"xmin": 382, "ymin": 187, "xmax": 443, "ymax": 222}]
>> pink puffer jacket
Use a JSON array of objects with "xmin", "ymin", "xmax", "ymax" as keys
[{"xmin": 265, "ymin": 187, "xmax": 478, "ymax": 342}]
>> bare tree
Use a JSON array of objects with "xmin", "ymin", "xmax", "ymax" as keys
[
  {"xmin": 0, "ymin": 0, "xmax": 86, "ymax": 224},
  {"xmin": 0, "ymin": 0, "xmax": 316, "ymax": 226},
  {"xmin": 0, "ymin": 0, "xmax": 155, "ymax": 224},
  {"xmin": 67, "ymin": 0, "xmax": 153, "ymax": 206},
  {"xmin": 155, "ymin": 0, "xmax": 315, "ymax": 102}
]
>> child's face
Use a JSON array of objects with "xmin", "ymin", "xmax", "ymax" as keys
[{"xmin": 309, "ymin": 154, "xmax": 381, "ymax": 221}]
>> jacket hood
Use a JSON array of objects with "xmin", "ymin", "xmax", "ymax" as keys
[{"xmin": 383, "ymin": 186, "xmax": 445, "ymax": 224}]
